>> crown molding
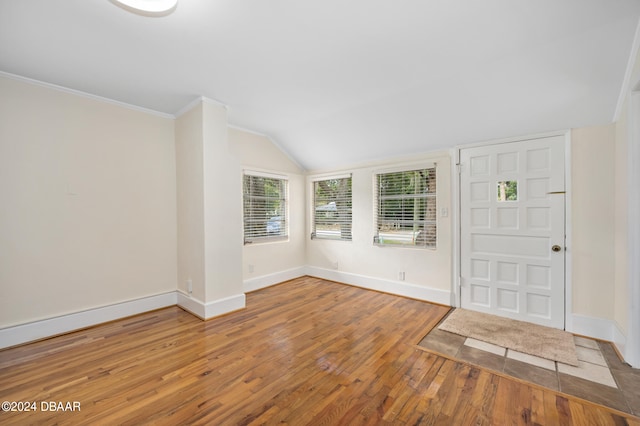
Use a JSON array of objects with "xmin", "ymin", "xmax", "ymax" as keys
[
  {"xmin": 174, "ymin": 96, "xmax": 228, "ymax": 118},
  {"xmin": 0, "ymin": 70, "xmax": 174, "ymax": 119}
]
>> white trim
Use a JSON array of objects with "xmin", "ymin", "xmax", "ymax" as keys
[
  {"xmin": 563, "ymin": 131, "xmax": 574, "ymax": 332},
  {"xmin": 227, "ymin": 124, "xmax": 306, "ymax": 172},
  {"xmin": 0, "ymin": 292, "xmax": 177, "ymax": 349},
  {"xmin": 243, "ymin": 168, "xmax": 289, "ymax": 180},
  {"xmin": 613, "ymin": 17, "xmax": 640, "ymax": 122},
  {"xmin": 613, "ymin": 322, "xmax": 627, "ymax": 360},
  {"xmin": 0, "ymin": 70, "xmax": 174, "ymax": 119},
  {"xmin": 373, "ymin": 161, "xmax": 436, "ymax": 176},
  {"xmin": 176, "ymin": 291, "xmax": 206, "ymax": 319},
  {"xmin": 456, "ymin": 130, "xmax": 569, "ymax": 152},
  {"xmin": 307, "ymin": 172, "xmax": 353, "ymax": 182},
  {"xmin": 304, "ymin": 150, "xmax": 450, "ymax": 177},
  {"xmin": 176, "ymin": 291, "xmax": 245, "ymax": 320},
  {"xmin": 174, "ymin": 95, "xmax": 227, "ymax": 118},
  {"xmin": 626, "ymin": 90, "xmax": 640, "ymax": 367},
  {"xmin": 243, "ymin": 267, "xmax": 306, "ymax": 293},
  {"xmin": 451, "ymin": 148, "xmax": 461, "ymax": 307},
  {"xmin": 454, "ymin": 130, "xmax": 571, "ymax": 329},
  {"xmin": 228, "ymin": 123, "xmax": 270, "ymax": 138},
  {"xmin": 306, "ymin": 266, "xmax": 451, "ymax": 306},
  {"xmin": 570, "ymin": 314, "xmax": 620, "ymax": 342}
]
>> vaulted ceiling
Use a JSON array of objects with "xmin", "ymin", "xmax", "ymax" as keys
[{"xmin": 1, "ymin": 1, "xmax": 639, "ymax": 170}]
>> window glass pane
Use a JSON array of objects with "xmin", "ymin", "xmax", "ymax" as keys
[
  {"xmin": 243, "ymin": 174, "xmax": 287, "ymax": 243},
  {"xmin": 313, "ymin": 177, "xmax": 352, "ymax": 241},
  {"xmin": 497, "ymin": 181, "xmax": 518, "ymax": 201},
  {"xmin": 375, "ymin": 167, "xmax": 436, "ymax": 248}
]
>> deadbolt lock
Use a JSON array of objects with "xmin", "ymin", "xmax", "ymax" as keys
[{"xmin": 551, "ymin": 245, "xmax": 562, "ymax": 252}]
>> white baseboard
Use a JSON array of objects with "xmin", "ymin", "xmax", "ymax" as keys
[
  {"xmin": 306, "ymin": 266, "xmax": 451, "ymax": 306},
  {"xmin": 569, "ymin": 313, "xmax": 624, "ymax": 344},
  {"xmin": 243, "ymin": 267, "xmax": 307, "ymax": 293},
  {"xmin": 569, "ymin": 314, "xmax": 633, "ymax": 364},
  {"xmin": 0, "ymin": 270, "xmax": 446, "ymax": 350},
  {"xmin": 0, "ymin": 292, "xmax": 177, "ymax": 350},
  {"xmin": 569, "ymin": 314, "xmax": 614, "ymax": 341},
  {"xmin": 613, "ymin": 322, "xmax": 627, "ymax": 359},
  {"xmin": 176, "ymin": 291, "xmax": 246, "ymax": 320}
]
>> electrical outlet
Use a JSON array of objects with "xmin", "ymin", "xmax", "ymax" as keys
[
  {"xmin": 248, "ymin": 264, "xmax": 254, "ymax": 273},
  {"xmin": 332, "ymin": 261, "xmax": 339, "ymax": 270},
  {"xmin": 398, "ymin": 271, "xmax": 405, "ymax": 281},
  {"xmin": 187, "ymin": 279, "xmax": 192, "ymax": 294}
]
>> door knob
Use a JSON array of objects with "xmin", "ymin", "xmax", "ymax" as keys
[{"xmin": 551, "ymin": 245, "xmax": 562, "ymax": 252}]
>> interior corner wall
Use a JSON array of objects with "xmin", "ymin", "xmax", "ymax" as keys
[
  {"xmin": 2, "ymin": 68, "xmax": 632, "ymax": 351},
  {"xmin": 0, "ymin": 75, "xmax": 177, "ymax": 328},
  {"xmin": 202, "ymin": 103, "xmax": 243, "ymax": 302},
  {"xmin": 304, "ymin": 152, "xmax": 452, "ymax": 304},
  {"xmin": 228, "ymin": 128, "xmax": 306, "ymax": 291},
  {"xmin": 175, "ymin": 101, "xmax": 244, "ymax": 315},
  {"xmin": 175, "ymin": 103, "xmax": 206, "ymax": 301},
  {"xmin": 570, "ymin": 125, "xmax": 616, "ymax": 321}
]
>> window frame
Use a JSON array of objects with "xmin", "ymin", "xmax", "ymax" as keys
[
  {"xmin": 242, "ymin": 170, "xmax": 289, "ymax": 245},
  {"xmin": 373, "ymin": 164, "xmax": 437, "ymax": 249},
  {"xmin": 310, "ymin": 174, "xmax": 353, "ymax": 241}
]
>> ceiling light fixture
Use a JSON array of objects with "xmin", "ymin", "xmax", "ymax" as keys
[{"xmin": 110, "ymin": 0, "xmax": 178, "ymax": 16}]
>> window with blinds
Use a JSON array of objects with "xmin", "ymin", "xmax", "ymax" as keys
[
  {"xmin": 312, "ymin": 176, "xmax": 352, "ymax": 241},
  {"xmin": 374, "ymin": 167, "xmax": 436, "ymax": 248},
  {"xmin": 243, "ymin": 173, "xmax": 288, "ymax": 244}
]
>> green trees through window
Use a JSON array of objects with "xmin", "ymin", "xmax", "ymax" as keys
[
  {"xmin": 243, "ymin": 174, "xmax": 287, "ymax": 243},
  {"xmin": 497, "ymin": 180, "xmax": 518, "ymax": 201},
  {"xmin": 313, "ymin": 176, "xmax": 352, "ymax": 241},
  {"xmin": 375, "ymin": 167, "xmax": 436, "ymax": 248}
]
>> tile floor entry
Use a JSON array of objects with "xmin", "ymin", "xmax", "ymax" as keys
[
  {"xmin": 418, "ymin": 327, "xmax": 640, "ymax": 416},
  {"xmin": 463, "ymin": 335, "xmax": 616, "ymax": 387}
]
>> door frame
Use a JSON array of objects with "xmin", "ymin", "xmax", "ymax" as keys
[
  {"xmin": 626, "ymin": 88, "xmax": 640, "ymax": 367},
  {"xmin": 451, "ymin": 130, "xmax": 572, "ymax": 329}
]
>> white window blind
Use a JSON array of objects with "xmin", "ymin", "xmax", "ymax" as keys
[
  {"xmin": 243, "ymin": 173, "xmax": 288, "ymax": 243},
  {"xmin": 312, "ymin": 176, "xmax": 352, "ymax": 241},
  {"xmin": 374, "ymin": 167, "xmax": 436, "ymax": 248}
]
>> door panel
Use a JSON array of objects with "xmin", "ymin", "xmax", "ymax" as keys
[{"xmin": 460, "ymin": 136, "xmax": 566, "ymax": 329}]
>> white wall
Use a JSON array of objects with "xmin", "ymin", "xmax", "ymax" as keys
[
  {"xmin": 202, "ymin": 103, "xmax": 243, "ymax": 302},
  {"xmin": 1, "ymin": 70, "xmax": 635, "ymax": 355},
  {"xmin": 175, "ymin": 100, "xmax": 245, "ymax": 318},
  {"xmin": 175, "ymin": 106, "xmax": 206, "ymax": 301},
  {"xmin": 0, "ymin": 75, "xmax": 177, "ymax": 328},
  {"xmin": 570, "ymin": 125, "xmax": 616, "ymax": 320},
  {"xmin": 228, "ymin": 128, "xmax": 306, "ymax": 291},
  {"xmin": 175, "ymin": 103, "xmax": 206, "ymax": 301},
  {"xmin": 305, "ymin": 152, "xmax": 452, "ymax": 304},
  {"xmin": 610, "ymin": 41, "xmax": 640, "ymax": 365}
]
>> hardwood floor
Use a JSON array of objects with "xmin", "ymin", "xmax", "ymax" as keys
[{"xmin": 1, "ymin": 276, "xmax": 638, "ymax": 425}]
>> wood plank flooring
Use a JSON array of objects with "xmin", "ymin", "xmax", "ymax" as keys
[{"xmin": 1, "ymin": 276, "xmax": 639, "ymax": 425}]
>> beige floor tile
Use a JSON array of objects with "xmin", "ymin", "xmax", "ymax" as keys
[
  {"xmin": 574, "ymin": 335, "xmax": 599, "ymax": 350},
  {"xmin": 506, "ymin": 349, "xmax": 556, "ymax": 371},
  {"xmin": 557, "ymin": 360, "xmax": 617, "ymax": 388},
  {"xmin": 464, "ymin": 338, "xmax": 506, "ymax": 356},
  {"xmin": 576, "ymin": 345, "xmax": 607, "ymax": 367}
]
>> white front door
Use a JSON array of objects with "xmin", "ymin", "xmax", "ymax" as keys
[{"xmin": 460, "ymin": 136, "xmax": 566, "ymax": 329}]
